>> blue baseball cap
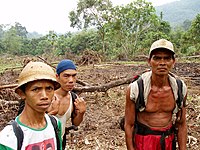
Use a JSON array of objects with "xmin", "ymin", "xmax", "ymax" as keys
[{"xmin": 56, "ymin": 59, "xmax": 76, "ymax": 75}]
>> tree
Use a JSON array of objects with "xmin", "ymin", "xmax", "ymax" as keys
[
  {"xmin": 2, "ymin": 28, "xmax": 23, "ymax": 55},
  {"xmin": 12, "ymin": 22, "xmax": 28, "ymax": 38},
  {"xmin": 105, "ymin": 0, "xmax": 159, "ymax": 57},
  {"xmin": 45, "ymin": 31, "xmax": 58, "ymax": 54},
  {"xmin": 56, "ymin": 33, "xmax": 72, "ymax": 55},
  {"xmin": 182, "ymin": 19, "xmax": 192, "ymax": 31},
  {"xmin": 69, "ymin": 0, "xmax": 113, "ymax": 52},
  {"xmin": 0, "ymin": 25, "xmax": 5, "ymax": 53},
  {"xmin": 0, "ymin": 24, "xmax": 5, "ymax": 39},
  {"xmin": 178, "ymin": 14, "xmax": 200, "ymax": 55},
  {"xmin": 189, "ymin": 14, "xmax": 200, "ymax": 44}
]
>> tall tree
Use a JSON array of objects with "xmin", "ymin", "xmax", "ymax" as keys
[
  {"xmin": 0, "ymin": 25, "xmax": 5, "ymax": 53},
  {"xmin": 11, "ymin": 22, "xmax": 28, "ymax": 38},
  {"xmin": 0, "ymin": 24, "xmax": 5, "ymax": 39},
  {"xmin": 189, "ymin": 14, "xmax": 200, "ymax": 44},
  {"xmin": 2, "ymin": 28, "xmax": 23, "ymax": 55},
  {"xmin": 181, "ymin": 14, "xmax": 200, "ymax": 55},
  {"xmin": 105, "ymin": 0, "xmax": 158, "ymax": 56},
  {"xmin": 182, "ymin": 19, "xmax": 192, "ymax": 31},
  {"xmin": 45, "ymin": 31, "xmax": 58, "ymax": 54},
  {"xmin": 69, "ymin": 0, "xmax": 113, "ymax": 52}
]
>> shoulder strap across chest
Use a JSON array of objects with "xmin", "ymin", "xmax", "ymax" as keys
[{"xmin": 135, "ymin": 77, "xmax": 184, "ymax": 112}]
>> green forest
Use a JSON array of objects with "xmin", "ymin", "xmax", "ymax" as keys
[{"xmin": 0, "ymin": 0, "xmax": 199, "ymax": 61}]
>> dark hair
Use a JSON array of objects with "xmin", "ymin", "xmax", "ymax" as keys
[{"xmin": 19, "ymin": 84, "xmax": 26, "ymax": 93}]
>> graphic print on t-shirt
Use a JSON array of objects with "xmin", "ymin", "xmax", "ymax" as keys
[{"xmin": 25, "ymin": 138, "xmax": 55, "ymax": 150}]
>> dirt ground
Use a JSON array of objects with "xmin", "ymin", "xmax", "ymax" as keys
[{"xmin": 0, "ymin": 62, "xmax": 199, "ymax": 150}]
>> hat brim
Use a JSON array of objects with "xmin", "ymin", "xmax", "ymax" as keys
[
  {"xmin": 15, "ymin": 77, "xmax": 60, "ymax": 94},
  {"xmin": 149, "ymin": 47, "xmax": 175, "ymax": 57}
]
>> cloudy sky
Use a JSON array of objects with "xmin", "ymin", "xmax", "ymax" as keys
[{"xmin": 0, "ymin": 0, "xmax": 178, "ymax": 34}]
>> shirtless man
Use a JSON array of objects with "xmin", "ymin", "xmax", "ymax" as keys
[
  {"xmin": 48, "ymin": 59, "xmax": 86, "ymax": 149},
  {"xmin": 125, "ymin": 39, "xmax": 187, "ymax": 150}
]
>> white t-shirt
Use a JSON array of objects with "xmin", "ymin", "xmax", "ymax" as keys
[{"xmin": 0, "ymin": 114, "xmax": 62, "ymax": 150}]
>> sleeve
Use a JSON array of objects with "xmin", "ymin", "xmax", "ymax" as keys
[
  {"xmin": 0, "ymin": 144, "xmax": 13, "ymax": 150},
  {"xmin": 182, "ymin": 80, "xmax": 187, "ymax": 97},
  {"xmin": 129, "ymin": 81, "xmax": 139, "ymax": 103},
  {"xmin": 181, "ymin": 80, "xmax": 188, "ymax": 107},
  {"xmin": 0, "ymin": 125, "xmax": 17, "ymax": 150}
]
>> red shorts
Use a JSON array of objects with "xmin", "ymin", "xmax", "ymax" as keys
[{"xmin": 135, "ymin": 124, "xmax": 175, "ymax": 150}]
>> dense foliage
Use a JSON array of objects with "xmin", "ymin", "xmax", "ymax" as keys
[{"xmin": 0, "ymin": 0, "xmax": 199, "ymax": 60}]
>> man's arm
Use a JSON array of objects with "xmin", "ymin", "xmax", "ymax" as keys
[
  {"xmin": 124, "ymin": 86, "xmax": 136, "ymax": 150},
  {"xmin": 176, "ymin": 95, "xmax": 187, "ymax": 150},
  {"xmin": 72, "ymin": 97, "xmax": 86, "ymax": 126}
]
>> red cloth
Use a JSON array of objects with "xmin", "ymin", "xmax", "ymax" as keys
[{"xmin": 135, "ymin": 124, "xmax": 175, "ymax": 150}]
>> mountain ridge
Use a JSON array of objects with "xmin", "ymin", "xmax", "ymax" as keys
[{"xmin": 155, "ymin": 0, "xmax": 200, "ymax": 27}]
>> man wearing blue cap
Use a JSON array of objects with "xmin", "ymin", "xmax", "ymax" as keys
[{"xmin": 48, "ymin": 59, "xmax": 86, "ymax": 149}]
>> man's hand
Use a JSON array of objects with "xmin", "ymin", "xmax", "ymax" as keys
[
  {"xmin": 47, "ymin": 96, "xmax": 60, "ymax": 115},
  {"xmin": 74, "ymin": 97, "xmax": 86, "ymax": 114},
  {"xmin": 72, "ymin": 97, "xmax": 86, "ymax": 126}
]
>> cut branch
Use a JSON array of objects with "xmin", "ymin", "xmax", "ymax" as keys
[
  {"xmin": 0, "ymin": 100, "xmax": 19, "ymax": 105},
  {"xmin": 0, "ymin": 84, "xmax": 18, "ymax": 90},
  {"xmin": 74, "ymin": 77, "xmax": 133, "ymax": 92}
]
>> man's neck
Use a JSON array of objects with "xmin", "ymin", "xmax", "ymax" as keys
[
  {"xmin": 19, "ymin": 108, "xmax": 46, "ymax": 129},
  {"xmin": 56, "ymin": 88, "xmax": 70, "ymax": 97},
  {"xmin": 151, "ymin": 74, "xmax": 170, "ymax": 88}
]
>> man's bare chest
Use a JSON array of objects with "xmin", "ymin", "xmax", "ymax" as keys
[
  {"xmin": 145, "ymin": 86, "xmax": 175, "ymax": 113},
  {"xmin": 57, "ymin": 97, "xmax": 71, "ymax": 115}
]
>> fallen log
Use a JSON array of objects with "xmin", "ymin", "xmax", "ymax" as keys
[
  {"xmin": 0, "ymin": 99, "xmax": 19, "ymax": 105},
  {"xmin": 74, "ymin": 77, "xmax": 133, "ymax": 92},
  {"xmin": 0, "ymin": 77, "xmax": 133, "ymax": 92},
  {"xmin": 0, "ymin": 84, "xmax": 18, "ymax": 90},
  {"xmin": 180, "ymin": 55, "xmax": 200, "ymax": 59}
]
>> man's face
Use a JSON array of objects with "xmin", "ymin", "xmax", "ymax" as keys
[
  {"xmin": 148, "ymin": 50, "xmax": 175, "ymax": 76},
  {"xmin": 57, "ymin": 69, "xmax": 77, "ymax": 92},
  {"xmin": 20, "ymin": 80, "xmax": 55, "ymax": 113}
]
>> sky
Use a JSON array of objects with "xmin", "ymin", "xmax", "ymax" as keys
[{"xmin": 0, "ymin": 0, "xmax": 178, "ymax": 35}]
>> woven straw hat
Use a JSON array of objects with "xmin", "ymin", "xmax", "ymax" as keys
[
  {"xmin": 15, "ymin": 61, "xmax": 60, "ymax": 93},
  {"xmin": 149, "ymin": 39, "xmax": 175, "ymax": 57}
]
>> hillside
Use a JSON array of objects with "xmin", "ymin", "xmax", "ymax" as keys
[{"xmin": 155, "ymin": 0, "xmax": 200, "ymax": 27}]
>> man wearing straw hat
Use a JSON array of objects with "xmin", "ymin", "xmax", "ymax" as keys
[
  {"xmin": 0, "ymin": 61, "xmax": 62, "ymax": 150},
  {"xmin": 125, "ymin": 39, "xmax": 187, "ymax": 150}
]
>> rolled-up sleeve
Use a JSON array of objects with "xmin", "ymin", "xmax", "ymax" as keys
[{"xmin": 129, "ymin": 82, "xmax": 139, "ymax": 103}]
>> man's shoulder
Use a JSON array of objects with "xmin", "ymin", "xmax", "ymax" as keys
[
  {"xmin": 168, "ymin": 73, "xmax": 187, "ymax": 95},
  {"xmin": 0, "ymin": 124, "xmax": 14, "ymax": 137},
  {"xmin": 0, "ymin": 124, "xmax": 17, "ymax": 149},
  {"xmin": 70, "ymin": 91, "xmax": 77, "ymax": 101},
  {"xmin": 46, "ymin": 114, "xmax": 62, "ymax": 130}
]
